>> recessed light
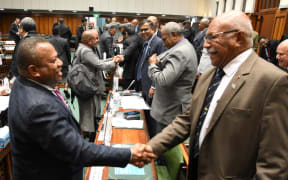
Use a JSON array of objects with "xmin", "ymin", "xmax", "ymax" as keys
[
  {"xmin": 24, "ymin": 9, "xmax": 29, "ymax": 12},
  {"xmin": 185, "ymin": 16, "xmax": 190, "ymax": 18},
  {"xmin": 48, "ymin": 9, "xmax": 53, "ymax": 12},
  {"xmin": 0, "ymin": 8, "xmax": 4, "ymax": 11},
  {"xmin": 72, "ymin": 10, "xmax": 77, "ymax": 13},
  {"xmin": 162, "ymin": 14, "xmax": 166, "ymax": 17},
  {"xmin": 136, "ymin": 13, "xmax": 141, "ymax": 16},
  {"xmin": 112, "ymin": 12, "xmax": 116, "ymax": 15}
]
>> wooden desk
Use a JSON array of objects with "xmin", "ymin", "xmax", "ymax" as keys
[{"xmin": 84, "ymin": 93, "xmax": 157, "ymax": 180}]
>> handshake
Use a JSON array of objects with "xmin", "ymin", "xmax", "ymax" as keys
[
  {"xmin": 112, "ymin": 55, "xmax": 124, "ymax": 64},
  {"xmin": 129, "ymin": 143, "xmax": 158, "ymax": 168}
]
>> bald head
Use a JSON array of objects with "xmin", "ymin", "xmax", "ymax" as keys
[
  {"xmin": 277, "ymin": 39, "xmax": 288, "ymax": 68},
  {"xmin": 131, "ymin": 19, "xmax": 139, "ymax": 27},
  {"xmin": 81, "ymin": 30, "xmax": 99, "ymax": 48},
  {"xmin": 147, "ymin": 16, "xmax": 159, "ymax": 30},
  {"xmin": 212, "ymin": 11, "xmax": 253, "ymax": 47}
]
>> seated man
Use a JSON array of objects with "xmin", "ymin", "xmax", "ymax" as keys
[{"xmin": 258, "ymin": 36, "xmax": 279, "ymax": 66}]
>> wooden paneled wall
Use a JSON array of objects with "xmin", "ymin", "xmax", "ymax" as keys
[
  {"xmin": 271, "ymin": 9, "xmax": 288, "ymax": 40},
  {"xmin": 0, "ymin": 13, "xmax": 84, "ymax": 35}
]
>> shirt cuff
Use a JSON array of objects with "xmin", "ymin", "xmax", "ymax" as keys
[{"xmin": 151, "ymin": 86, "xmax": 156, "ymax": 89}]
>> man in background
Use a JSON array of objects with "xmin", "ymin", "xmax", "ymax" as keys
[
  {"xmin": 193, "ymin": 18, "xmax": 209, "ymax": 63},
  {"xmin": 10, "ymin": 17, "xmax": 39, "ymax": 79},
  {"xmin": 147, "ymin": 16, "xmax": 161, "ymax": 38},
  {"xmin": 8, "ymin": 18, "xmax": 20, "ymax": 43},
  {"xmin": 276, "ymin": 39, "xmax": 288, "ymax": 72},
  {"xmin": 148, "ymin": 22, "xmax": 197, "ymax": 135},
  {"xmin": 49, "ymin": 27, "xmax": 71, "ymax": 82},
  {"xmin": 100, "ymin": 23, "xmax": 117, "ymax": 58},
  {"xmin": 258, "ymin": 36, "xmax": 279, "ymax": 66},
  {"xmin": 76, "ymin": 18, "xmax": 87, "ymax": 46},
  {"xmin": 54, "ymin": 18, "xmax": 72, "ymax": 42},
  {"xmin": 9, "ymin": 37, "xmax": 156, "ymax": 180},
  {"xmin": 183, "ymin": 20, "xmax": 195, "ymax": 44}
]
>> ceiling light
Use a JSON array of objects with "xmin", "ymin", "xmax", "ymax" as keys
[
  {"xmin": 162, "ymin": 14, "xmax": 166, "ymax": 17},
  {"xmin": 0, "ymin": 8, "xmax": 4, "ymax": 11},
  {"xmin": 136, "ymin": 13, "xmax": 141, "ymax": 16}
]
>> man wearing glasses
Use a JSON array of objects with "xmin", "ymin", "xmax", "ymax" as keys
[{"xmin": 142, "ymin": 11, "xmax": 288, "ymax": 179}]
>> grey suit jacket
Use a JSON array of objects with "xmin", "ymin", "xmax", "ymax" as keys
[
  {"xmin": 148, "ymin": 51, "xmax": 288, "ymax": 179},
  {"xmin": 148, "ymin": 38, "xmax": 197, "ymax": 125}
]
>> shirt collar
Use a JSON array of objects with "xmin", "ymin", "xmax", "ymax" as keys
[
  {"xmin": 27, "ymin": 78, "xmax": 56, "ymax": 95},
  {"xmin": 223, "ymin": 48, "xmax": 253, "ymax": 77}
]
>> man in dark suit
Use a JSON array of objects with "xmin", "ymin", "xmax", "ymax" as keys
[
  {"xmin": 136, "ymin": 19, "xmax": 166, "ymax": 137},
  {"xmin": 193, "ymin": 18, "xmax": 209, "ymax": 63},
  {"xmin": 49, "ymin": 27, "xmax": 71, "ymax": 82},
  {"xmin": 54, "ymin": 18, "xmax": 72, "ymax": 42},
  {"xmin": 9, "ymin": 17, "xmax": 39, "ymax": 79},
  {"xmin": 183, "ymin": 20, "xmax": 195, "ymax": 44},
  {"xmin": 141, "ymin": 11, "xmax": 288, "ymax": 179},
  {"xmin": 147, "ymin": 16, "xmax": 161, "ymax": 38},
  {"xmin": 76, "ymin": 18, "xmax": 87, "ymax": 46},
  {"xmin": 118, "ymin": 25, "xmax": 143, "ymax": 89},
  {"xmin": 8, "ymin": 18, "xmax": 20, "ymax": 43},
  {"xmin": 8, "ymin": 37, "xmax": 156, "ymax": 180},
  {"xmin": 258, "ymin": 36, "xmax": 279, "ymax": 66},
  {"xmin": 99, "ymin": 23, "xmax": 117, "ymax": 58}
]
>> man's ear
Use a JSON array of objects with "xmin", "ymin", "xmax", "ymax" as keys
[{"xmin": 27, "ymin": 65, "xmax": 41, "ymax": 78}]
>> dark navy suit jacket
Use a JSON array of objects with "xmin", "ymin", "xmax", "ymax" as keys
[
  {"xmin": 135, "ymin": 35, "xmax": 166, "ymax": 105},
  {"xmin": 8, "ymin": 76, "xmax": 131, "ymax": 180}
]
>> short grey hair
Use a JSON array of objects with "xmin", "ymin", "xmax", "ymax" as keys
[
  {"xmin": 200, "ymin": 18, "xmax": 210, "ymax": 27},
  {"xmin": 20, "ymin": 17, "xmax": 36, "ymax": 32},
  {"xmin": 163, "ymin": 22, "xmax": 183, "ymax": 36}
]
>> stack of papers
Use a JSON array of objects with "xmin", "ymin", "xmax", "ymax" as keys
[
  {"xmin": 120, "ymin": 96, "xmax": 150, "ymax": 110},
  {"xmin": 112, "ymin": 117, "xmax": 143, "ymax": 129},
  {"xmin": 0, "ymin": 96, "xmax": 9, "ymax": 113}
]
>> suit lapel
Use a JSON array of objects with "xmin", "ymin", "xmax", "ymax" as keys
[{"xmin": 205, "ymin": 51, "xmax": 258, "ymax": 136}]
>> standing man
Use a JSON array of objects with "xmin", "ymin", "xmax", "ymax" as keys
[
  {"xmin": 76, "ymin": 18, "xmax": 87, "ymax": 46},
  {"xmin": 147, "ymin": 16, "xmax": 161, "ymax": 38},
  {"xmin": 183, "ymin": 20, "xmax": 195, "ymax": 44},
  {"xmin": 99, "ymin": 23, "xmax": 117, "ymax": 58},
  {"xmin": 148, "ymin": 22, "xmax": 197, "ymax": 135},
  {"xmin": 10, "ymin": 17, "xmax": 39, "ymax": 79},
  {"xmin": 88, "ymin": 21, "xmax": 102, "ymax": 35},
  {"xmin": 49, "ymin": 27, "xmax": 71, "ymax": 82},
  {"xmin": 142, "ymin": 11, "xmax": 288, "ymax": 179},
  {"xmin": 54, "ymin": 18, "xmax": 72, "ymax": 42},
  {"xmin": 77, "ymin": 30, "xmax": 120, "ymax": 141},
  {"xmin": 193, "ymin": 18, "xmax": 209, "ymax": 63},
  {"xmin": 136, "ymin": 19, "xmax": 166, "ymax": 137},
  {"xmin": 276, "ymin": 39, "xmax": 288, "ymax": 72},
  {"xmin": 9, "ymin": 37, "xmax": 155, "ymax": 180},
  {"xmin": 8, "ymin": 18, "xmax": 20, "ymax": 43}
]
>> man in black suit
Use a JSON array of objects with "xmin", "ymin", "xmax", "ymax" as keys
[
  {"xmin": 49, "ymin": 27, "xmax": 71, "ymax": 82},
  {"xmin": 8, "ymin": 18, "xmax": 20, "ymax": 43},
  {"xmin": 54, "ymin": 18, "xmax": 72, "ymax": 42},
  {"xmin": 193, "ymin": 18, "xmax": 209, "ymax": 63},
  {"xmin": 99, "ymin": 23, "xmax": 117, "ymax": 58},
  {"xmin": 76, "ymin": 18, "xmax": 87, "ymax": 46},
  {"xmin": 9, "ymin": 17, "xmax": 39, "ymax": 79},
  {"xmin": 258, "ymin": 36, "xmax": 279, "ymax": 66},
  {"xmin": 118, "ymin": 25, "xmax": 143, "ymax": 89},
  {"xmin": 8, "ymin": 37, "xmax": 156, "ymax": 180},
  {"xmin": 136, "ymin": 19, "xmax": 166, "ymax": 137},
  {"xmin": 183, "ymin": 20, "xmax": 195, "ymax": 44}
]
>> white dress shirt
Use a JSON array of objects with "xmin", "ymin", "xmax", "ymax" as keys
[{"xmin": 199, "ymin": 48, "xmax": 253, "ymax": 147}]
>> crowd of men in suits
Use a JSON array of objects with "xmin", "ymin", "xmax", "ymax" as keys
[{"xmin": 6, "ymin": 10, "xmax": 288, "ymax": 180}]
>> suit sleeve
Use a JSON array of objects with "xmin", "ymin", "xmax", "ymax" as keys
[
  {"xmin": 9, "ymin": 24, "xmax": 18, "ymax": 35},
  {"xmin": 148, "ymin": 51, "xmax": 188, "ymax": 87},
  {"xmin": 255, "ymin": 75, "xmax": 288, "ymax": 179},
  {"xmin": 26, "ymin": 103, "xmax": 131, "ymax": 167},
  {"xmin": 64, "ymin": 39, "xmax": 71, "ymax": 65},
  {"xmin": 82, "ymin": 49, "xmax": 115, "ymax": 70},
  {"xmin": 147, "ymin": 106, "xmax": 191, "ymax": 155}
]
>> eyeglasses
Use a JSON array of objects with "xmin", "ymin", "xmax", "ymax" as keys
[
  {"xmin": 204, "ymin": 29, "xmax": 239, "ymax": 42},
  {"xmin": 140, "ymin": 28, "xmax": 149, "ymax": 32}
]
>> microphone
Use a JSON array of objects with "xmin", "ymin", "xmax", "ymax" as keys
[{"xmin": 126, "ymin": 80, "xmax": 135, "ymax": 90}]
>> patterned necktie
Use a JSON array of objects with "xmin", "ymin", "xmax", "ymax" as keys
[
  {"xmin": 136, "ymin": 42, "xmax": 148, "ymax": 81},
  {"xmin": 191, "ymin": 68, "xmax": 225, "ymax": 158},
  {"xmin": 54, "ymin": 89, "xmax": 69, "ymax": 107},
  {"xmin": 188, "ymin": 69, "xmax": 225, "ymax": 180}
]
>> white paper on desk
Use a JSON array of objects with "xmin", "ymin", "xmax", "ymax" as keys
[
  {"xmin": 0, "ymin": 96, "xmax": 9, "ymax": 113},
  {"xmin": 89, "ymin": 166, "xmax": 104, "ymax": 180},
  {"xmin": 120, "ymin": 96, "xmax": 150, "ymax": 110},
  {"xmin": 112, "ymin": 117, "xmax": 143, "ymax": 129}
]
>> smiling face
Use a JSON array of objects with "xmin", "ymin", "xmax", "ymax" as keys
[
  {"xmin": 203, "ymin": 20, "xmax": 241, "ymax": 68},
  {"xmin": 277, "ymin": 41, "xmax": 288, "ymax": 68},
  {"xmin": 140, "ymin": 23, "xmax": 154, "ymax": 41},
  {"xmin": 35, "ymin": 43, "xmax": 63, "ymax": 87}
]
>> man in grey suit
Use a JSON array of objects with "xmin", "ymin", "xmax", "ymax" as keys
[
  {"xmin": 76, "ymin": 30, "xmax": 120, "ymax": 141},
  {"xmin": 148, "ymin": 22, "xmax": 197, "ymax": 134},
  {"xmin": 140, "ymin": 11, "xmax": 288, "ymax": 179}
]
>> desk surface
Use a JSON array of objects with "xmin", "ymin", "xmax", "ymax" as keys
[{"xmin": 84, "ymin": 93, "xmax": 157, "ymax": 180}]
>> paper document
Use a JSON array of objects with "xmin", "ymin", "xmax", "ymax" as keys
[
  {"xmin": 120, "ymin": 96, "xmax": 150, "ymax": 110},
  {"xmin": 89, "ymin": 166, "xmax": 104, "ymax": 180},
  {"xmin": 0, "ymin": 96, "xmax": 9, "ymax": 113},
  {"xmin": 112, "ymin": 117, "xmax": 143, "ymax": 129}
]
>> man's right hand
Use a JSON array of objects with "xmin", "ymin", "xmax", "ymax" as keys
[{"xmin": 130, "ymin": 144, "xmax": 158, "ymax": 168}]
